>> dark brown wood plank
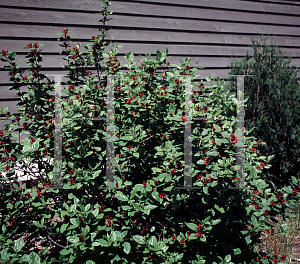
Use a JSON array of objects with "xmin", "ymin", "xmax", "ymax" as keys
[
  {"xmin": 1, "ymin": 31, "xmax": 300, "ymax": 49},
  {"xmin": 1, "ymin": 0, "xmax": 300, "ymax": 15},
  {"xmin": 0, "ymin": 41, "xmax": 299, "ymax": 61},
  {"xmin": 1, "ymin": 4, "xmax": 300, "ymax": 27},
  {"xmin": 1, "ymin": 11, "xmax": 299, "ymax": 37}
]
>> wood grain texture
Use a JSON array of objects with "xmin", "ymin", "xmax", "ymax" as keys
[{"xmin": 1, "ymin": 0, "xmax": 300, "ymax": 118}]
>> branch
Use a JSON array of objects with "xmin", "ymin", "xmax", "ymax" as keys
[{"xmin": 42, "ymin": 227, "xmax": 67, "ymax": 249}]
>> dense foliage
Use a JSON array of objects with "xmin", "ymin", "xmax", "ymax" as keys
[
  {"xmin": 223, "ymin": 35, "xmax": 300, "ymax": 190},
  {"xmin": 0, "ymin": 2, "xmax": 300, "ymax": 263}
]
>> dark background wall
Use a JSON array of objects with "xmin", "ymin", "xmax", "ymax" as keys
[{"xmin": 0, "ymin": 0, "xmax": 300, "ymax": 143}]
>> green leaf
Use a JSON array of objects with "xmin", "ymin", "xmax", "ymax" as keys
[
  {"xmin": 92, "ymin": 208, "xmax": 99, "ymax": 217},
  {"xmin": 144, "ymin": 204, "xmax": 158, "ymax": 211},
  {"xmin": 33, "ymin": 220, "xmax": 42, "ymax": 228},
  {"xmin": 133, "ymin": 235, "xmax": 146, "ymax": 244},
  {"xmin": 60, "ymin": 224, "xmax": 68, "ymax": 234},
  {"xmin": 251, "ymin": 215, "xmax": 258, "ymax": 228},
  {"xmin": 22, "ymin": 145, "xmax": 32, "ymax": 153},
  {"xmin": 169, "ymin": 104, "xmax": 176, "ymax": 115},
  {"xmin": 123, "ymin": 241, "xmax": 131, "ymax": 254},
  {"xmin": 115, "ymin": 191, "xmax": 128, "ymax": 202},
  {"xmin": 85, "ymin": 261, "xmax": 96, "ymax": 264},
  {"xmin": 282, "ymin": 186, "xmax": 292, "ymax": 194},
  {"xmin": 2, "ymin": 224, "xmax": 7, "ymax": 234},
  {"xmin": 85, "ymin": 204, "xmax": 91, "ymax": 212},
  {"xmin": 59, "ymin": 248, "xmax": 70, "ymax": 256},
  {"xmin": 203, "ymin": 186, "xmax": 208, "ymax": 195},
  {"xmin": 126, "ymin": 52, "xmax": 134, "ymax": 61},
  {"xmin": 133, "ymin": 152, "xmax": 139, "ymax": 158},
  {"xmin": 28, "ymin": 252, "xmax": 40, "ymax": 264},
  {"xmin": 0, "ymin": 248, "xmax": 9, "ymax": 262},
  {"xmin": 14, "ymin": 237, "xmax": 24, "ymax": 252},
  {"xmin": 31, "ymin": 141, "xmax": 39, "ymax": 151},
  {"xmin": 97, "ymin": 239, "xmax": 110, "ymax": 247},
  {"xmin": 245, "ymin": 235, "xmax": 252, "ymax": 245},
  {"xmin": 67, "ymin": 236, "xmax": 79, "ymax": 243},
  {"xmin": 224, "ymin": 254, "xmax": 231, "ymax": 263},
  {"xmin": 2, "ymin": 107, "xmax": 8, "ymax": 114},
  {"xmin": 232, "ymin": 248, "xmax": 241, "ymax": 255},
  {"xmin": 148, "ymin": 236, "xmax": 157, "ymax": 247},
  {"xmin": 7, "ymin": 51, "xmax": 17, "ymax": 61},
  {"xmin": 214, "ymin": 204, "xmax": 225, "ymax": 213},
  {"xmin": 185, "ymin": 223, "xmax": 198, "ymax": 231},
  {"xmin": 212, "ymin": 219, "xmax": 221, "ymax": 225}
]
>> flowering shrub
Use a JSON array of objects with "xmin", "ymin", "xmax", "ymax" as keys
[{"xmin": 0, "ymin": 1, "xmax": 300, "ymax": 263}]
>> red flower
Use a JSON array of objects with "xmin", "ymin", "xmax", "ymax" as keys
[
  {"xmin": 197, "ymin": 224, "xmax": 204, "ymax": 230},
  {"xmin": 62, "ymin": 29, "xmax": 68, "ymax": 36},
  {"xmin": 128, "ymin": 145, "xmax": 133, "ymax": 150},
  {"xmin": 159, "ymin": 192, "xmax": 166, "ymax": 198},
  {"xmin": 271, "ymin": 201, "xmax": 276, "ymax": 206},
  {"xmin": 98, "ymin": 205, "xmax": 105, "ymax": 211},
  {"xmin": 212, "ymin": 140, "xmax": 216, "ymax": 145},
  {"xmin": 196, "ymin": 231, "xmax": 203, "ymax": 237},
  {"xmin": 169, "ymin": 169, "xmax": 175, "ymax": 175},
  {"xmin": 79, "ymin": 235, "xmax": 83, "ymax": 241},
  {"xmin": 30, "ymin": 138, "xmax": 36, "ymax": 143},
  {"xmin": 1, "ymin": 50, "xmax": 8, "ymax": 56},
  {"xmin": 255, "ymin": 204, "xmax": 260, "ymax": 209},
  {"xmin": 69, "ymin": 178, "xmax": 75, "ymax": 185},
  {"xmin": 181, "ymin": 115, "xmax": 186, "ymax": 122},
  {"xmin": 229, "ymin": 133, "xmax": 236, "ymax": 143},
  {"xmin": 264, "ymin": 210, "xmax": 269, "ymax": 215},
  {"xmin": 3, "ymin": 149, "xmax": 8, "ymax": 154},
  {"xmin": 0, "ymin": 130, "xmax": 4, "ymax": 136},
  {"xmin": 154, "ymin": 180, "xmax": 158, "ymax": 185},
  {"xmin": 131, "ymin": 76, "xmax": 137, "ymax": 81},
  {"xmin": 106, "ymin": 220, "xmax": 113, "ymax": 226},
  {"xmin": 33, "ymin": 43, "xmax": 39, "ymax": 48},
  {"xmin": 293, "ymin": 189, "xmax": 298, "ymax": 194},
  {"xmin": 86, "ymin": 71, "xmax": 91, "ymax": 75},
  {"xmin": 280, "ymin": 255, "xmax": 286, "ymax": 261},
  {"xmin": 76, "ymin": 94, "xmax": 80, "ymax": 99},
  {"xmin": 5, "ymin": 165, "xmax": 10, "ymax": 172},
  {"xmin": 171, "ymin": 235, "xmax": 177, "ymax": 241},
  {"xmin": 10, "ymin": 218, "xmax": 16, "ymax": 226},
  {"xmin": 179, "ymin": 239, "xmax": 185, "ymax": 245},
  {"xmin": 80, "ymin": 217, "xmax": 85, "ymax": 222},
  {"xmin": 143, "ymin": 181, "xmax": 147, "ymax": 186}
]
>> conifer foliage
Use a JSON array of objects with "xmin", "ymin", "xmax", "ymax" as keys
[{"xmin": 224, "ymin": 34, "xmax": 300, "ymax": 190}]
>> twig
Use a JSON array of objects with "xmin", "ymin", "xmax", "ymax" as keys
[
  {"xmin": 42, "ymin": 227, "xmax": 67, "ymax": 249},
  {"xmin": 141, "ymin": 134, "xmax": 154, "ymax": 143}
]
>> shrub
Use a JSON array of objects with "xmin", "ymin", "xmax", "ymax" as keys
[
  {"xmin": 223, "ymin": 34, "xmax": 300, "ymax": 190},
  {"xmin": 1, "ymin": 3, "xmax": 300, "ymax": 264}
]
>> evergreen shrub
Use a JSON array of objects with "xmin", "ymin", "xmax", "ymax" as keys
[{"xmin": 223, "ymin": 34, "xmax": 300, "ymax": 190}]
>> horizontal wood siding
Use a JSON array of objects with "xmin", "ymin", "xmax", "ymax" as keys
[{"xmin": 0, "ymin": 0, "xmax": 300, "ymax": 143}]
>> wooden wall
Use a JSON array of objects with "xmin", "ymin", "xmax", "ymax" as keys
[{"xmin": 0, "ymin": 0, "xmax": 300, "ymax": 143}]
